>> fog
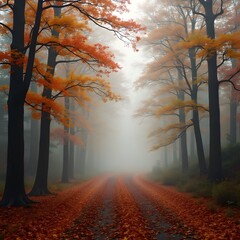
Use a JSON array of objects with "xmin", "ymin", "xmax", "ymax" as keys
[
  {"xmin": 85, "ymin": 94, "xmax": 157, "ymax": 174},
  {"xmin": 84, "ymin": 39, "xmax": 158, "ymax": 174}
]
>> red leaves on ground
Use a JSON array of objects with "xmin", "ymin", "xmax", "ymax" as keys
[
  {"xmin": 0, "ymin": 176, "xmax": 109, "ymax": 240},
  {"xmin": 135, "ymin": 176, "xmax": 240, "ymax": 240},
  {"xmin": 112, "ymin": 177, "xmax": 156, "ymax": 240},
  {"xmin": 1, "ymin": 175, "xmax": 240, "ymax": 239}
]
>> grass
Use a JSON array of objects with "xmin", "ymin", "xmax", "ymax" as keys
[
  {"xmin": 178, "ymin": 178, "xmax": 213, "ymax": 198},
  {"xmin": 149, "ymin": 143, "xmax": 240, "ymax": 209},
  {"xmin": 212, "ymin": 181, "xmax": 240, "ymax": 206},
  {"xmin": 149, "ymin": 164, "xmax": 240, "ymax": 208}
]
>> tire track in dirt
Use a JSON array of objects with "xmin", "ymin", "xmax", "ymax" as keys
[
  {"xmin": 60, "ymin": 176, "xmax": 118, "ymax": 240},
  {"xmin": 124, "ymin": 176, "xmax": 195, "ymax": 240},
  {"xmin": 61, "ymin": 175, "xmax": 191, "ymax": 240},
  {"xmin": 61, "ymin": 175, "xmax": 158, "ymax": 240},
  {"xmin": 133, "ymin": 175, "xmax": 240, "ymax": 240},
  {"xmin": 111, "ymin": 176, "xmax": 157, "ymax": 240}
]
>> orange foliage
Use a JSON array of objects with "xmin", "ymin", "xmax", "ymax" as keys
[
  {"xmin": 154, "ymin": 99, "xmax": 208, "ymax": 117},
  {"xmin": 26, "ymin": 91, "xmax": 70, "ymax": 126}
]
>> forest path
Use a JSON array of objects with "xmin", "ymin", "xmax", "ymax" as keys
[
  {"xmin": 60, "ymin": 175, "xmax": 193, "ymax": 240},
  {"xmin": 1, "ymin": 175, "xmax": 240, "ymax": 240}
]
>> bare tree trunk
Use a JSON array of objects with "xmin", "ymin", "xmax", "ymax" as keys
[
  {"xmin": 178, "ymin": 68, "xmax": 189, "ymax": 173},
  {"xmin": 199, "ymin": 0, "xmax": 223, "ymax": 181},
  {"xmin": 189, "ymin": 48, "xmax": 207, "ymax": 175},
  {"xmin": 27, "ymin": 83, "xmax": 39, "ymax": 177},
  {"xmin": 61, "ymin": 97, "xmax": 70, "ymax": 183},
  {"xmin": 229, "ymin": 59, "xmax": 238, "ymax": 144},
  {"xmin": 69, "ymin": 127, "xmax": 75, "ymax": 179}
]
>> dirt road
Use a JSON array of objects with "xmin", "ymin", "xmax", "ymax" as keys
[{"xmin": 1, "ymin": 175, "xmax": 240, "ymax": 239}]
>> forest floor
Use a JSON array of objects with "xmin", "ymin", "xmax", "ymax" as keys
[{"xmin": 0, "ymin": 175, "xmax": 240, "ymax": 240}]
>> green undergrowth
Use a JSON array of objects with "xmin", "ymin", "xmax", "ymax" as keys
[
  {"xmin": 149, "ymin": 147, "xmax": 240, "ymax": 208},
  {"xmin": 150, "ymin": 167, "xmax": 240, "ymax": 208}
]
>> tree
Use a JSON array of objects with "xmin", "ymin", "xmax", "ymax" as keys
[
  {"xmin": 0, "ymin": 0, "xmax": 44, "ymax": 206},
  {"xmin": 29, "ymin": 5, "xmax": 62, "ymax": 195},
  {"xmin": 177, "ymin": 0, "xmax": 207, "ymax": 174},
  {"xmin": 135, "ymin": 0, "xmax": 208, "ymax": 173},
  {"xmin": 194, "ymin": 0, "xmax": 224, "ymax": 181},
  {"xmin": 26, "ymin": 82, "xmax": 39, "ymax": 177},
  {"xmin": 223, "ymin": 0, "xmax": 240, "ymax": 144}
]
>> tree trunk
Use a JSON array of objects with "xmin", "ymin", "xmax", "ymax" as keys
[
  {"xmin": 230, "ymin": 98, "xmax": 237, "ymax": 144},
  {"xmin": 61, "ymin": 97, "xmax": 70, "ymax": 183},
  {"xmin": 1, "ymin": 0, "xmax": 48, "ymax": 205},
  {"xmin": 68, "ymin": 99, "xmax": 75, "ymax": 179},
  {"xmin": 27, "ymin": 118, "xmax": 39, "ymax": 176},
  {"xmin": 190, "ymin": 130, "xmax": 195, "ymax": 160},
  {"xmin": 200, "ymin": 0, "xmax": 223, "ymax": 181},
  {"xmin": 207, "ymin": 54, "xmax": 222, "ymax": 180},
  {"xmin": 177, "ymin": 68, "xmax": 188, "ymax": 173},
  {"xmin": 27, "ymin": 83, "xmax": 39, "ymax": 177},
  {"xmin": 0, "ymin": 1, "xmax": 32, "ymax": 206},
  {"xmin": 189, "ymin": 48, "xmax": 207, "ymax": 175},
  {"xmin": 229, "ymin": 59, "xmax": 237, "ymax": 145},
  {"xmin": 29, "ymin": 48, "xmax": 57, "ymax": 195},
  {"xmin": 29, "ymin": 7, "xmax": 61, "ymax": 195},
  {"xmin": 1, "ymin": 101, "xmax": 32, "ymax": 206},
  {"xmin": 179, "ymin": 107, "xmax": 189, "ymax": 173},
  {"xmin": 29, "ymin": 109, "xmax": 52, "ymax": 195},
  {"xmin": 62, "ymin": 130, "xmax": 69, "ymax": 183},
  {"xmin": 69, "ymin": 126, "xmax": 75, "ymax": 179}
]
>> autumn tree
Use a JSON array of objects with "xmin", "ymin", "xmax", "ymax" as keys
[
  {"xmin": 136, "ymin": 0, "xmax": 208, "ymax": 173},
  {"xmin": 135, "ymin": 2, "xmax": 189, "ymax": 171},
  {"xmin": 190, "ymin": 0, "xmax": 240, "ymax": 180},
  {"xmin": 0, "ymin": 0, "xmax": 45, "ymax": 206},
  {"xmin": 220, "ymin": 0, "xmax": 240, "ymax": 144},
  {"xmin": 193, "ymin": 0, "xmax": 223, "ymax": 180},
  {"xmin": 29, "ymin": 5, "xmax": 63, "ymax": 195}
]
